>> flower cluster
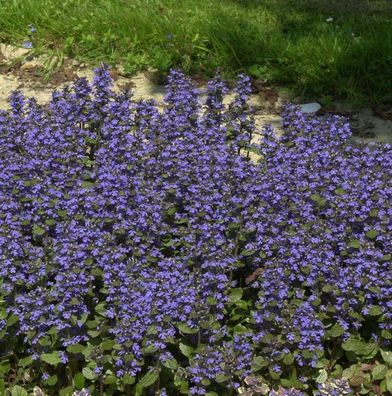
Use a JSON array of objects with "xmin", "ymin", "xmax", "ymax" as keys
[
  {"xmin": 269, "ymin": 388, "xmax": 306, "ymax": 396},
  {"xmin": 249, "ymin": 104, "xmax": 391, "ymax": 368},
  {"xmin": 0, "ymin": 66, "xmax": 390, "ymax": 394},
  {"xmin": 315, "ymin": 378, "xmax": 353, "ymax": 396}
]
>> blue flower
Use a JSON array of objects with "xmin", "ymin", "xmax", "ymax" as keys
[
  {"xmin": 72, "ymin": 390, "xmax": 90, "ymax": 396},
  {"xmin": 272, "ymin": 364, "xmax": 282, "ymax": 373},
  {"xmin": 23, "ymin": 41, "xmax": 33, "ymax": 49},
  {"xmin": 29, "ymin": 24, "xmax": 37, "ymax": 33}
]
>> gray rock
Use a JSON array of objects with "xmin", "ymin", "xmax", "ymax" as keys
[{"xmin": 299, "ymin": 102, "xmax": 321, "ymax": 113}]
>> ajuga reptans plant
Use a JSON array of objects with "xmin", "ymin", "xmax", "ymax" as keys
[{"xmin": 0, "ymin": 66, "xmax": 391, "ymax": 395}]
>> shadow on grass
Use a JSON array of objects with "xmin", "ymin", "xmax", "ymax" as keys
[{"xmin": 228, "ymin": 0, "xmax": 392, "ymax": 15}]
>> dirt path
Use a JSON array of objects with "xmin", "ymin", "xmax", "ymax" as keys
[{"xmin": 1, "ymin": 43, "xmax": 392, "ymax": 146}]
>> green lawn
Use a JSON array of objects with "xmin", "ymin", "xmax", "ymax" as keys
[{"xmin": 1, "ymin": 0, "xmax": 392, "ymax": 106}]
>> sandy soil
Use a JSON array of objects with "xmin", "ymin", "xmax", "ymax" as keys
[{"xmin": 1, "ymin": 43, "xmax": 392, "ymax": 149}]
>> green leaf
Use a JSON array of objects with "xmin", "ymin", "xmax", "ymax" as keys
[
  {"xmin": 207, "ymin": 296, "xmax": 217, "ymax": 305},
  {"xmin": 38, "ymin": 336, "xmax": 51, "ymax": 347},
  {"xmin": 235, "ymin": 299, "xmax": 248, "ymax": 310},
  {"xmin": 85, "ymin": 320, "xmax": 99, "ymax": 329},
  {"xmin": 11, "ymin": 386, "xmax": 28, "ymax": 396},
  {"xmin": 240, "ymin": 249, "xmax": 255, "ymax": 257},
  {"xmin": 228, "ymin": 288, "xmax": 243, "ymax": 304},
  {"xmin": 59, "ymin": 386, "xmax": 74, "ymax": 396},
  {"xmin": 101, "ymin": 339, "xmax": 115, "ymax": 351},
  {"xmin": 372, "ymin": 365, "xmax": 388, "ymax": 381},
  {"xmin": 259, "ymin": 251, "xmax": 267, "ymax": 258},
  {"xmin": 269, "ymin": 368, "xmax": 281, "ymax": 380},
  {"xmin": 82, "ymin": 366, "xmax": 96, "ymax": 380},
  {"xmin": 41, "ymin": 351, "xmax": 62, "ymax": 366},
  {"xmin": 81, "ymin": 344, "xmax": 94, "ymax": 358},
  {"xmin": 135, "ymin": 383, "xmax": 143, "ymax": 396},
  {"xmin": 146, "ymin": 325, "xmax": 157, "ymax": 336},
  {"xmin": 316, "ymin": 369, "xmax": 328, "ymax": 384},
  {"xmin": 81, "ymin": 180, "xmax": 95, "ymax": 188},
  {"xmin": 18, "ymin": 355, "xmax": 33, "ymax": 368},
  {"xmin": 95, "ymin": 302, "xmax": 106, "ymax": 316},
  {"xmin": 142, "ymin": 344, "xmax": 158, "ymax": 354},
  {"xmin": 179, "ymin": 343, "xmax": 194, "ymax": 359},
  {"xmin": 70, "ymin": 297, "xmax": 81, "ymax": 306},
  {"xmin": 368, "ymin": 305, "xmax": 383, "ymax": 316},
  {"xmin": 0, "ymin": 360, "xmax": 10, "ymax": 375},
  {"xmin": 139, "ymin": 369, "xmax": 159, "ymax": 388},
  {"xmin": 123, "ymin": 372, "xmax": 136, "ymax": 385},
  {"xmin": 347, "ymin": 239, "xmax": 360, "ymax": 249},
  {"xmin": 382, "ymin": 330, "xmax": 392, "ymax": 340},
  {"xmin": 380, "ymin": 378, "xmax": 387, "ymax": 394},
  {"xmin": 6, "ymin": 314, "xmax": 19, "ymax": 327},
  {"xmin": 233, "ymin": 323, "xmax": 248, "ymax": 334},
  {"xmin": 366, "ymin": 230, "xmax": 379, "ymax": 239},
  {"xmin": 163, "ymin": 240, "xmax": 175, "ymax": 247},
  {"xmin": 322, "ymin": 284, "xmax": 335, "ymax": 293},
  {"xmin": 334, "ymin": 188, "xmax": 346, "ymax": 195},
  {"xmin": 47, "ymin": 325, "xmax": 60, "ymax": 335},
  {"xmin": 74, "ymin": 372, "xmax": 85, "ymax": 390},
  {"xmin": 174, "ymin": 375, "xmax": 189, "ymax": 393},
  {"xmin": 310, "ymin": 193, "xmax": 326, "ymax": 206},
  {"xmin": 32, "ymin": 224, "xmax": 45, "ymax": 236},
  {"xmin": 104, "ymin": 374, "xmax": 117, "ymax": 385},
  {"xmin": 386, "ymin": 370, "xmax": 392, "ymax": 393},
  {"xmin": 163, "ymin": 357, "xmax": 178, "ymax": 370},
  {"xmin": 343, "ymin": 367, "xmax": 354, "ymax": 379},
  {"xmin": 165, "ymin": 206, "xmax": 177, "ymax": 215},
  {"xmin": 252, "ymin": 356, "xmax": 268, "ymax": 371},
  {"xmin": 282, "ymin": 353, "xmax": 294, "ymax": 365},
  {"xmin": 176, "ymin": 322, "xmax": 198, "ymax": 334},
  {"xmin": 215, "ymin": 373, "xmax": 230, "ymax": 383},
  {"xmin": 358, "ymin": 343, "xmax": 378, "ymax": 358},
  {"xmin": 46, "ymin": 375, "xmax": 58, "ymax": 386},
  {"xmin": 67, "ymin": 343, "xmax": 87, "ymax": 354},
  {"xmin": 281, "ymin": 378, "xmax": 305, "ymax": 388},
  {"xmin": 381, "ymin": 254, "xmax": 391, "ymax": 263},
  {"xmin": 342, "ymin": 338, "xmax": 366, "ymax": 353},
  {"xmin": 57, "ymin": 209, "xmax": 68, "ymax": 218},
  {"xmin": 381, "ymin": 350, "xmax": 392, "ymax": 366},
  {"xmin": 349, "ymin": 373, "xmax": 365, "ymax": 387},
  {"xmin": 327, "ymin": 324, "xmax": 345, "ymax": 338}
]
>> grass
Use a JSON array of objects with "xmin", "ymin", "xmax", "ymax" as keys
[{"xmin": 0, "ymin": 0, "xmax": 392, "ymax": 106}]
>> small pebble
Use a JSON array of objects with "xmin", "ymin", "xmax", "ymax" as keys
[{"xmin": 299, "ymin": 102, "xmax": 321, "ymax": 113}]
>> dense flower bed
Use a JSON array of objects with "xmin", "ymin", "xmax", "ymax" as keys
[{"xmin": 0, "ymin": 66, "xmax": 391, "ymax": 396}]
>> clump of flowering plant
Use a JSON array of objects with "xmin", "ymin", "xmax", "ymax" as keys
[{"xmin": 0, "ymin": 66, "xmax": 390, "ymax": 395}]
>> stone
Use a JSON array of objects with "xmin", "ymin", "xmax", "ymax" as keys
[
  {"xmin": 299, "ymin": 102, "xmax": 321, "ymax": 113},
  {"xmin": 0, "ymin": 43, "xmax": 30, "ymax": 62},
  {"xmin": 20, "ymin": 62, "xmax": 36, "ymax": 71}
]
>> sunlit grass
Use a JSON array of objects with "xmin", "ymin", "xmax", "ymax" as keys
[{"xmin": 0, "ymin": 0, "xmax": 391, "ymax": 106}]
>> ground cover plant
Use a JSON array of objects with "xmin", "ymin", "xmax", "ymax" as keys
[
  {"xmin": 1, "ymin": 0, "xmax": 392, "ymax": 106},
  {"xmin": 0, "ymin": 66, "xmax": 391, "ymax": 396}
]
